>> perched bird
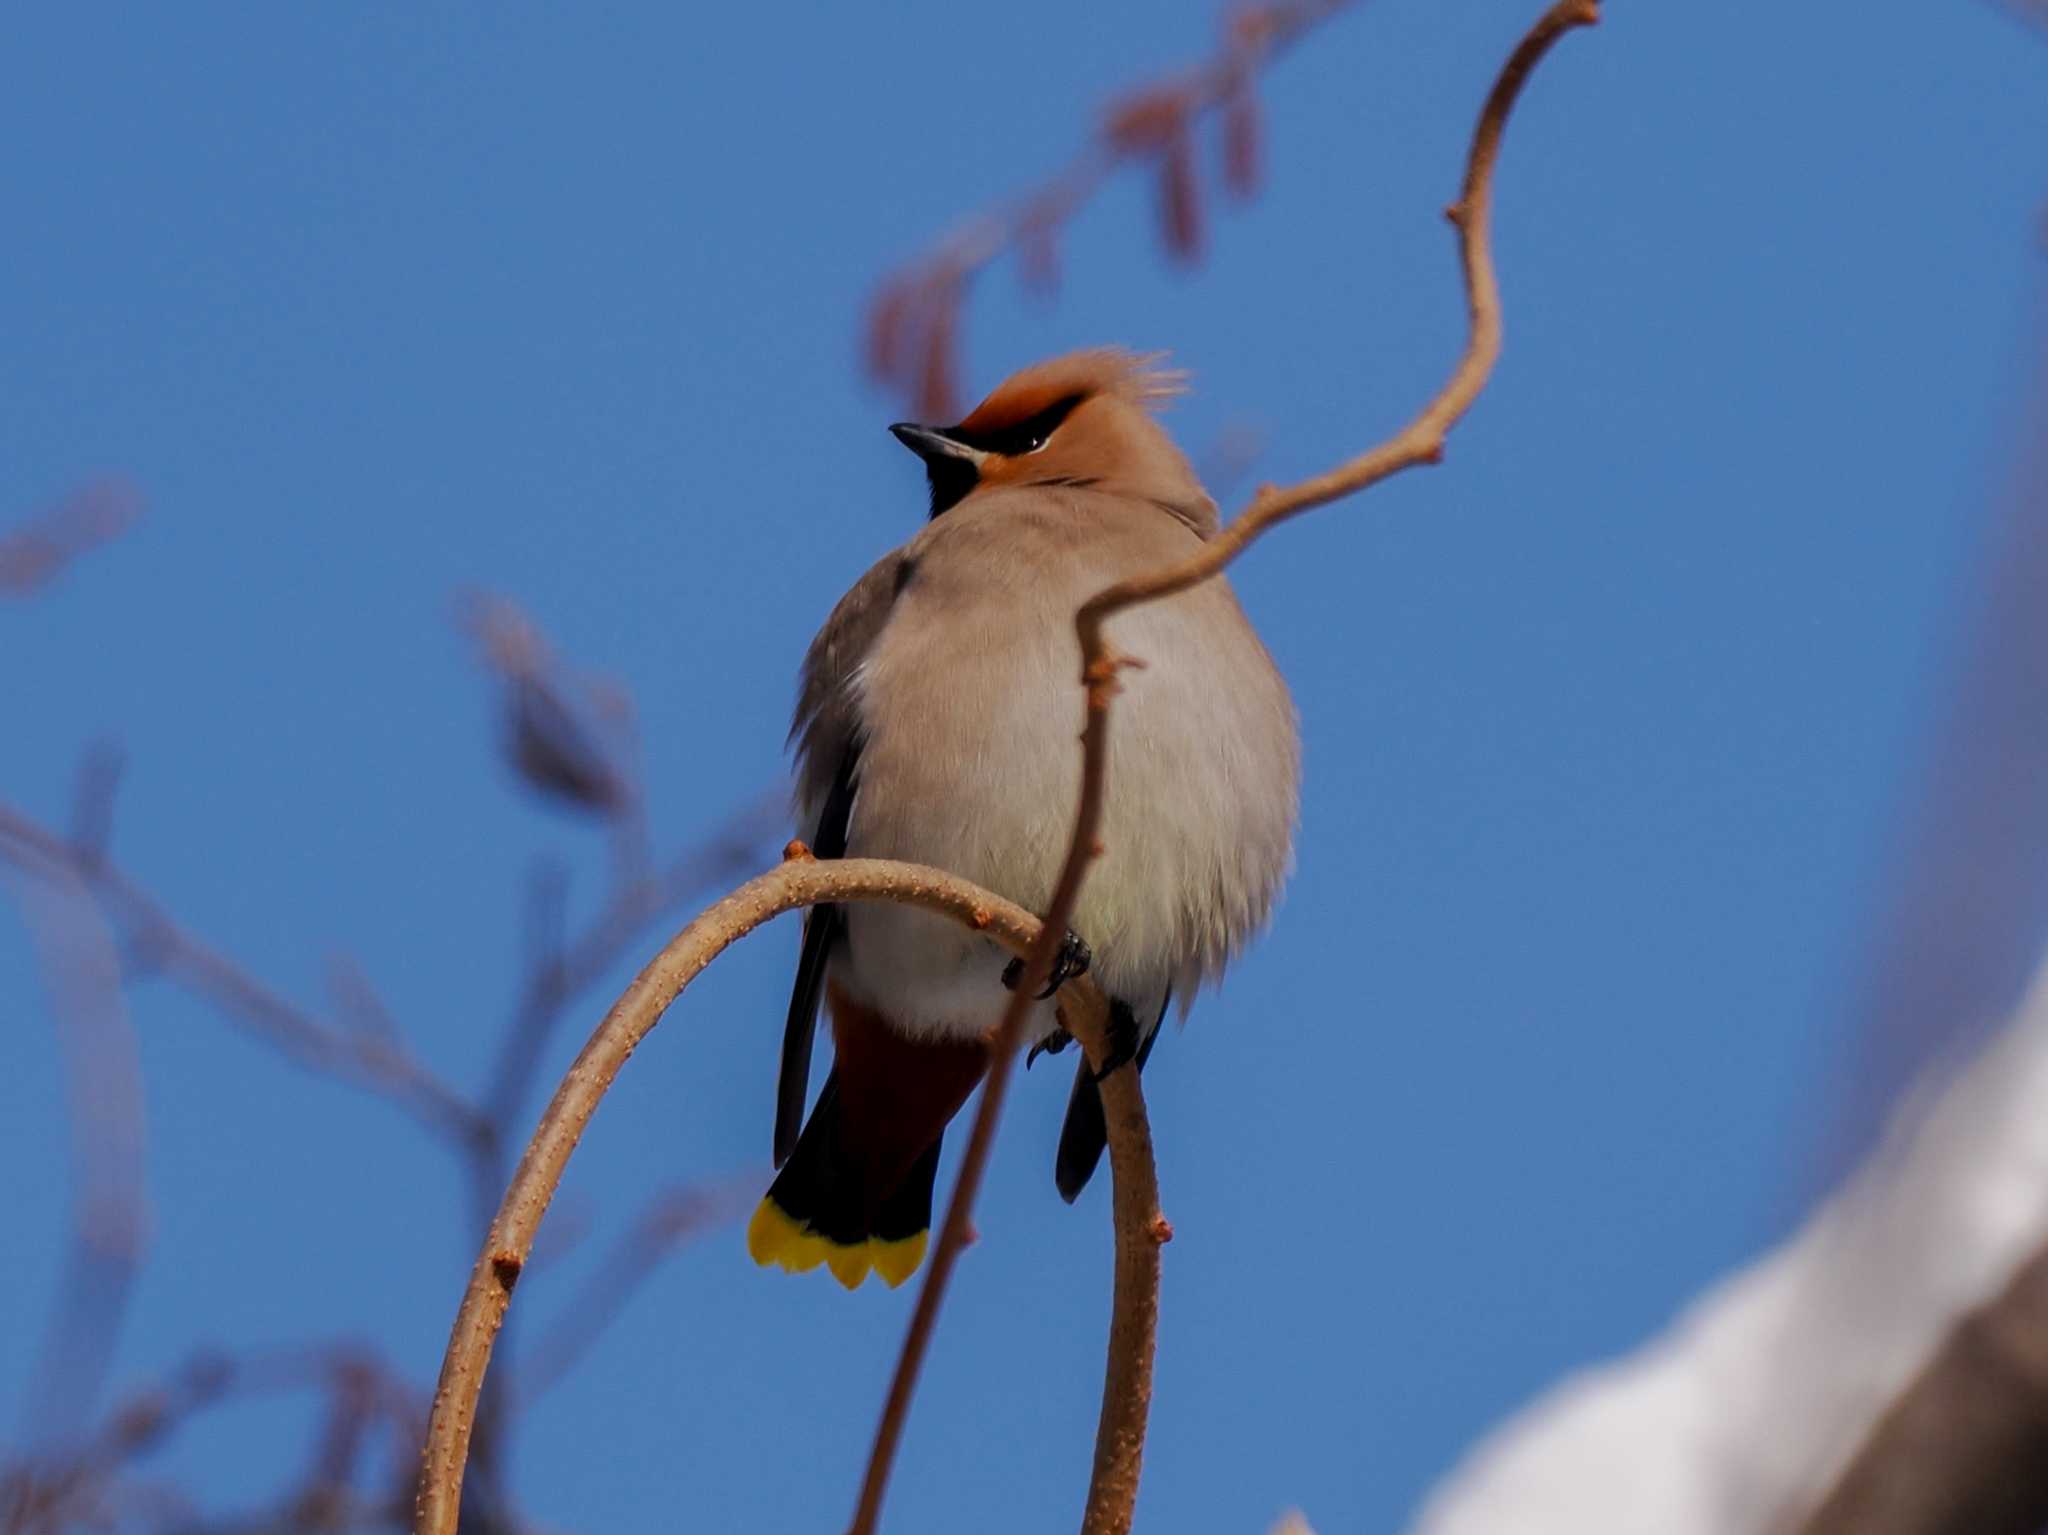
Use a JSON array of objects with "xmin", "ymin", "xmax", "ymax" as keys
[{"xmin": 749, "ymin": 348, "xmax": 1299, "ymax": 1289}]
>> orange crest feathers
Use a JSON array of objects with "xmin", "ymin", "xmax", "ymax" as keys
[{"xmin": 955, "ymin": 347, "xmax": 1187, "ymax": 433}]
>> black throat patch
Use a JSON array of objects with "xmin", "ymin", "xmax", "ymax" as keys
[
  {"xmin": 924, "ymin": 392, "xmax": 1087, "ymax": 519},
  {"xmin": 925, "ymin": 457, "xmax": 979, "ymax": 519}
]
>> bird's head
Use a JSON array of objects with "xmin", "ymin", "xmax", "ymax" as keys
[{"xmin": 890, "ymin": 348, "xmax": 1216, "ymax": 534}]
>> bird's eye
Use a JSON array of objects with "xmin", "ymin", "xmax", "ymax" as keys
[{"xmin": 950, "ymin": 393, "xmax": 1085, "ymax": 459}]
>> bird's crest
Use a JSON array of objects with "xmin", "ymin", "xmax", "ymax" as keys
[{"xmin": 955, "ymin": 348, "xmax": 1186, "ymax": 435}]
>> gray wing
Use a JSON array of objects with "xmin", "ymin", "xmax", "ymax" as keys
[
  {"xmin": 790, "ymin": 551, "xmax": 907, "ymax": 821},
  {"xmin": 776, "ymin": 550, "xmax": 909, "ymax": 1164}
]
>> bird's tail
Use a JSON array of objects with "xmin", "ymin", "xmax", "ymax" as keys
[{"xmin": 747, "ymin": 1072, "xmax": 939, "ymax": 1290}]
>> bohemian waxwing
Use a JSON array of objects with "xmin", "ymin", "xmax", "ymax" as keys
[{"xmin": 749, "ymin": 348, "xmax": 1299, "ymax": 1289}]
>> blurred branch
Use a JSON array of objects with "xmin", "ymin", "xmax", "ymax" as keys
[
  {"xmin": 1987, "ymin": 0, "xmax": 2048, "ymax": 36},
  {"xmin": 477, "ymin": 796, "xmax": 781, "ymax": 1141},
  {"xmin": 851, "ymin": 5, "xmax": 1600, "ymax": 1534},
  {"xmin": 4, "ymin": 857, "xmax": 148, "ymax": 1457},
  {"xmin": 3, "ymin": 594, "xmax": 778, "ymax": 1530},
  {"xmin": 282, "ymin": 1352, "xmax": 414, "ymax": 1535},
  {"xmin": 865, "ymin": 0, "xmax": 1355, "ymax": 419},
  {"xmin": 67, "ymin": 742, "xmax": 125, "ymax": 871},
  {"xmin": 326, "ymin": 952, "xmax": 407, "ymax": 1053},
  {"xmin": 1798, "ymin": 1239, "xmax": 2048, "ymax": 1535},
  {"xmin": 413, "ymin": 851, "xmax": 1115, "ymax": 1534},
  {"xmin": 0, "ymin": 480, "xmax": 142, "ymax": 599},
  {"xmin": 458, "ymin": 787, "xmax": 778, "ymax": 1491},
  {"xmin": 3, "ymin": 1344, "xmax": 418, "ymax": 1535},
  {"xmin": 459, "ymin": 591, "xmax": 637, "ymax": 820},
  {"xmin": 451, "ymin": 593, "xmax": 781, "ymax": 1492},
  {"xmin": 0, "ymin": 795, "xmax": 490, "ymax": 1150},
  {"xmin": 0, "ymin": 749, "xmax": 773, "ymax": 1163}
]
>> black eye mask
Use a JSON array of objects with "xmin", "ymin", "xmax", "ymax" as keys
[{"xmin": 946, "ymin": 392, "xmax": 1085, "ymax": 458}]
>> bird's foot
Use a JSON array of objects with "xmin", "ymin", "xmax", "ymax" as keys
[
  {"xmin": 1001, "ymin": 929, "xmax": 1092, "ymax": 1001},
  {"xmin": 1026, "ymin": 1028, "xmax": 1074, "ymax": 1070},
  {"xmin": 1087, "ymin": 1000, "xmax": 1144, "ymax": 1083}
]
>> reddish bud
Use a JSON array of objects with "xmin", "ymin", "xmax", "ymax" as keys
[
  {"xmin": 1227, "ymin": 3, "xmax": 1280, "ymax": 55},
  {"xmin": 1103, "ymin": 85, "xmax": 1189, "ymax": 155},
  {"xmin": 1017, "ymin": 214, "xmax": 1061, "ymax": 296},
  {"xmin": 0, "ymin": 478, "xmax": 142, "ymax": 596},
  {"xmin": 1222, "ymin": 85, "xmax": 1262, "ymax": 200},
  {"xmin": 1159, "ymin": 129, "xmax": 1204, "ymax": 264},
  {"xmin": 865, "ymin": 279, "xmax": 915, "ymax": 386},
  {"xmin": 916, "ymin": 290, "xmax": 960, "ymax": 422}
]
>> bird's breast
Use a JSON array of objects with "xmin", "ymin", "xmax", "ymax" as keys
[{"xmin": 831, "ymin": 515, "xmax": 1298, "ymax": 1039}]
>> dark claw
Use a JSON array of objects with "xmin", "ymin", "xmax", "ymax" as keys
[
  {"xmin": 1001, "ymin": 929, "xmax": 1093, "ymax": 1000},
  {"xmin": 1027, "ymin": 1028, "xmax": 1074, "ymax": 1070},
  {"xmin": 1087, "ymin": 999, "xmax": 1145, "ymax": 1083}
]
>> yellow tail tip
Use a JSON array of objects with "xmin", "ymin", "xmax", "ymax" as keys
[
  {"xmin": 746, "ymin": 1199, "xmax": 929, "ymax": 1291},
  {"xmin": 827, "ymin": 1244, "xmax": 871, "ymax": 1290},
  {"xmin": 868, "ymin": 1230, "xmax": 928, "ymax": 1290},
  {"xmin": 748, "ymin": 1198, "xmax": 831, "ymax": 1275}
]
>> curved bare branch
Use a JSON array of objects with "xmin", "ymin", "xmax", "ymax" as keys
[
  {"xmin": 411, "ymin": 850, "xmax": 1132, "ymax": 1535},
  {"xmin": 419, "ymin": 4, "xmax": 1600, "ymax": 1528},
  {"xmin": 854, "ymin": 5, "xmax": 1602, "ymax": 1533}
]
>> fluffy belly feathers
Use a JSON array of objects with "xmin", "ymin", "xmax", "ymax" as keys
[{"xmin": 834, "ymin": 571, "xmax": 1297, "ymax": 1041}]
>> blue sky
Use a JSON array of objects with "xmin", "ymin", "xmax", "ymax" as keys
[{"xmin": 4, "ymin": 2, "xmax": 2045, "ymax": 1530}]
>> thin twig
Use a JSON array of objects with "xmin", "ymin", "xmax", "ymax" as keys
[
  {"xmin": 412, "ymin": 852, "xmax": 1101, "ymax": 1535},
  {"xmin": 852, "ymin": 5, "xmax": 1600, "ymax": 1532},
  {"xmin": 1078, "ymin": 0, "xmax": 1599, "ymax": 654}
]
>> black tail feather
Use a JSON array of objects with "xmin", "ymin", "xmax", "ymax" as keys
[
  {"xmin": 775, "ymin": 749, "xmax": 858, "ymax": 1167},
  {"xmin": 752, "ymin": 1069, "xmax": 942, "ymax": 1289},
  {"xmin": 764, "ymin": 1072, "xmax": 865, "ymax": 1244},
  {"xmin": 1054, "ymin": 995, "xmax": 1165, "ymax": 1202},
  {"xmin": 873, "ymin": 1139, "xmax": 943, "ymax": 1245},
  {"xmin": 1055, "ymin": 1066, "xmax": 1109, "ymax": 1204}
]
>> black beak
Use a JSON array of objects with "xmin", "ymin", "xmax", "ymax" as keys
[
  {"xmin": 888, "ymin": 422, "xmax": 980, "ymax": 464},
  {"xmin": 890, "ymin": 423, "xmax": 984, "ymax": 519}
]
